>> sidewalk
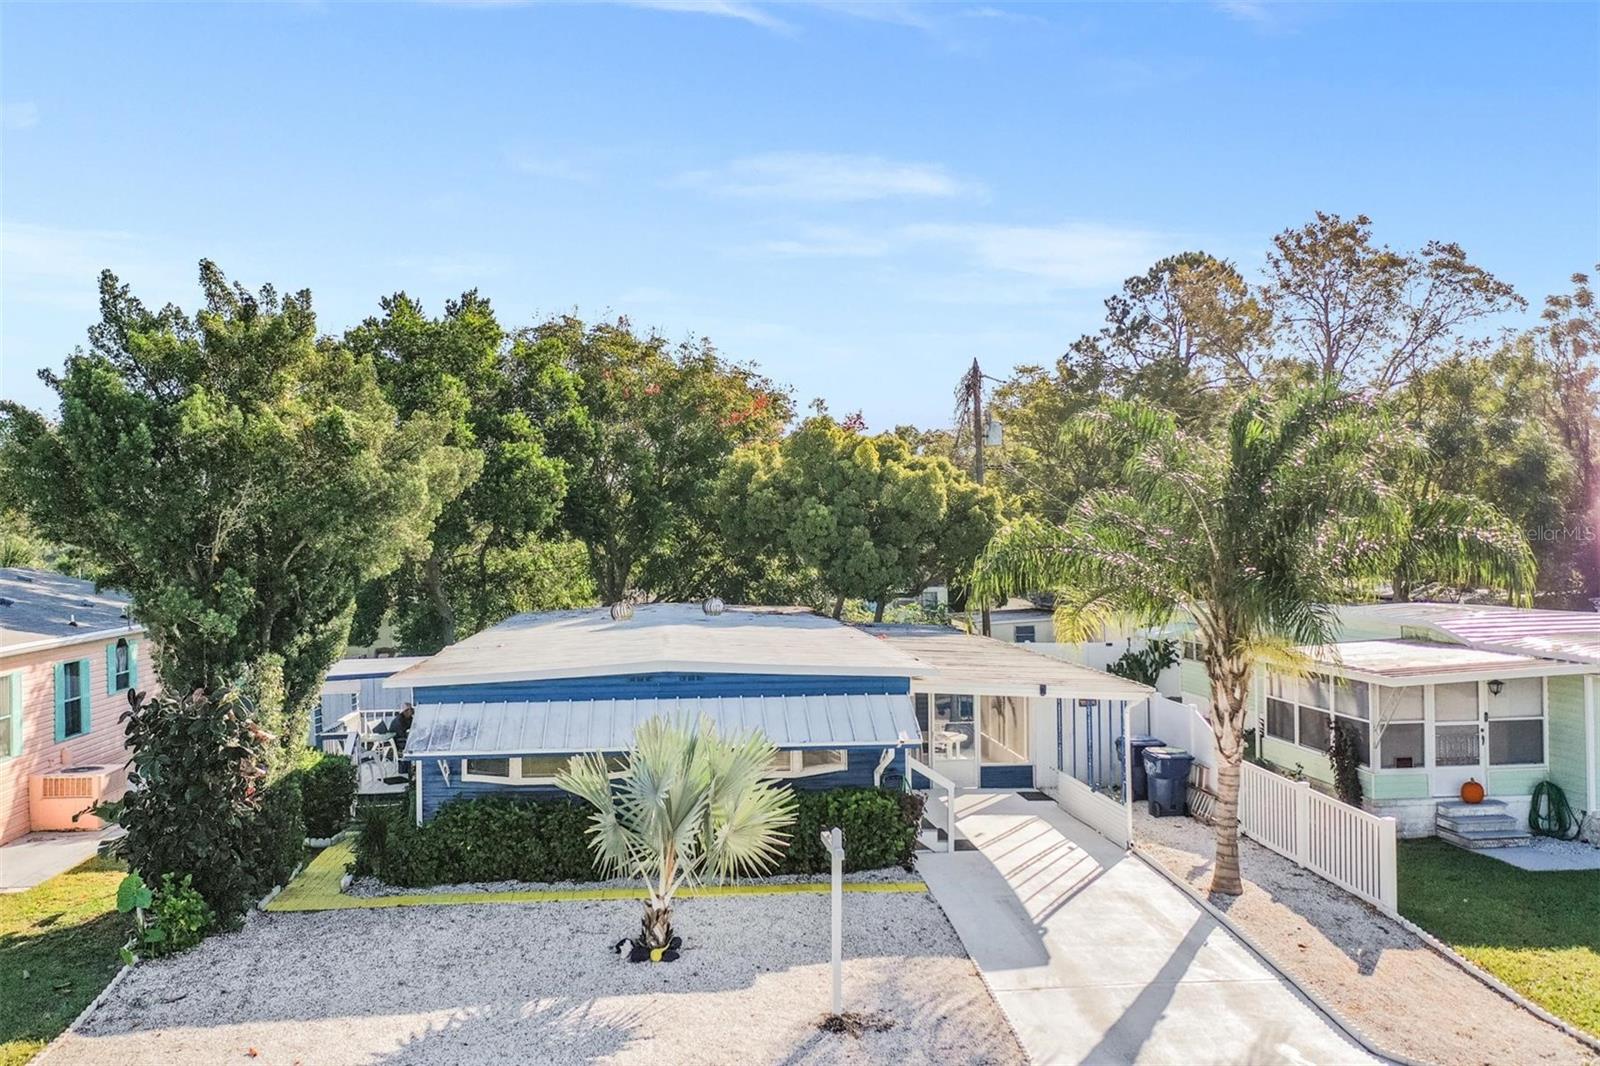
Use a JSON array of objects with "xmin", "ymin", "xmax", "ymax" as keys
[
  {"xmin": 0, "ymin": 827, "xmax": 121, "ymax": 893},
  {"xmin": 918, "ymin": 791, "xmax": 1377, "ymax": 1065}
]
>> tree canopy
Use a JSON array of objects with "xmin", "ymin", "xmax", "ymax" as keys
[
  {"xmin": 0, "ymin": 262, "xmax": 474, "ymax": 754},
  {"xmin": 719, "ymin": 415, "xmax": 1003, "ymax": 619}
]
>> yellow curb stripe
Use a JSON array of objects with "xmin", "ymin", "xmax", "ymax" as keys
[{"xmin": 266, "ymin": 836, "xmax": 926, "ymax": 913}]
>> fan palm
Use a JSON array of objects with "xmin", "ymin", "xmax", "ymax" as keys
[
  {"xmin": 556, "ymin": 715, "xmax": 797, "ymax": 950},
  {"xmin": 973, "ymin": 381, "xmax": 1531, "ymax": 895}
]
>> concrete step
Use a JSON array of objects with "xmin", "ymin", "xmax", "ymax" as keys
[
  {"xmin": 1436, "ymin": 813, "xmax": 1520, "ymax": 833},
  {"xmin": 1436, "ymin": 800, "xmax": 1508, "ymax": 819},
  {"xmin": 1438, "ymin": 827, "xmax": 1532, "ymax": 850}
]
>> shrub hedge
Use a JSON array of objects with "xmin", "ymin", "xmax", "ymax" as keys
[
  {"xmin": 353, "ymin": 785, "xmax": 923, "ymax": 887},
  {"xmin": 300, "ymin": 752, "xmax": 358, "ymax": 839}
]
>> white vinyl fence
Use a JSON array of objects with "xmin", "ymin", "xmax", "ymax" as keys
[{"xmin": 1238, "ymin": 761, "xmax": 1398, "ymax": 914}]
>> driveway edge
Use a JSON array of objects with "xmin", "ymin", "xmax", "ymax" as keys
[{"xmin": 1130, "ymin": 846, "xmax": 1414, "ymax": 1066}]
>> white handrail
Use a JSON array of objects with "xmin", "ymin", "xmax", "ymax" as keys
[{"xmin": 905, "ymin": 754, "xmax": 956, "ymax": 853}]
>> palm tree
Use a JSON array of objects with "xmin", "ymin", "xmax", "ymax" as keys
[
  {"xmin": 556, "ymin": 715, "xmax": 797, "ymax": 951},
  {"xmin": 972, "ymin": 381, "xmax": 1531, "ymax": 895}
]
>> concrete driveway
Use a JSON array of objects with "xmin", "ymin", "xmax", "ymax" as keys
[{"xmin": 918, "ymin": 792, "xmax": 1379, "ymax": 1066}]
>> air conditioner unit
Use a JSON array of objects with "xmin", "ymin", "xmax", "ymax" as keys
[{"xmin": 29, "ymin": 764, "xmax": 127, "ymax": 832}]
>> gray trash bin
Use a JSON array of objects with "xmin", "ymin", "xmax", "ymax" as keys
[
  {"xmin": 1142, "ymin": 747, "xmax": 1194, "ymax": 817},
  {"xmin": 1115, "ymin": 734, "xmax": 1165, "ymax": 801}
]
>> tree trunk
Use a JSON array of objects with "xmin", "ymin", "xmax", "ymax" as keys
[
  {"xmin": 639, "ymin": 900, "xmax": 674, "ymax": 950},
  {"xmin": 873, "ymin": 594, "xmax": 886, "ymax": 623},
  {"xmin": 831, "ymin": 595, "xmax": 845, "ymax": 620},
  {"xmin": 1210, "ymin": 758, "xmax": 1244, "ymax": 895},
  {"xmin": 422, "ymin": 551, "xmax": 456, "ymax": 648}
]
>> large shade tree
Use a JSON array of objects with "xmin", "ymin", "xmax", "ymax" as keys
[
  {"xmin": 0, "ymin": 262, "xmax": 474, "ymax": 759},
  {"xmin": 719, "ymin": 416, "xmax": 1004, "ymax": 619},
  {"xmin": 531, "ymin": 316, "xmax": 791, "ymax": 604},
  {"xmin": 972, "ymin": 383, "xmax": 1531, "ymax": 895},
  {"xmin": 344, "ymin": 292, "xmax": 593, "ymax": 652}
]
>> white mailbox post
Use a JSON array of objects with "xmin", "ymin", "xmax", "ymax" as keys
[{"xmin": 821, "ymin": 826, "xmax": 845, "ymax": 1015}]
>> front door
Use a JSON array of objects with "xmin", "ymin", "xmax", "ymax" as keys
[{"xmin": 1431, "ymin": 681, "xmax": 1485, "ymax": 797}]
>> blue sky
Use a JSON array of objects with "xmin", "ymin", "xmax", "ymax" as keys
[{"xmin": 3, "ymin": 1, "xmax": 1596, "ymax": 428}]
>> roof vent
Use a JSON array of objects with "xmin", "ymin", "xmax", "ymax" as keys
[
  {"xmin": 702, "ymin": 596, "xmax": 725, "ymax": 617},
  {"xmin": 67, "ymin": 613, "xmax": 81, "ymax": 627},
  {"xmin": 609, "ymin": 602, "xmax": 634, "ymax": 622},
  {"xmin": 0, "ymin": 597, "xmax": 12, "ymax": 608}
]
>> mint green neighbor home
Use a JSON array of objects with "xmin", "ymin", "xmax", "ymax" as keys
[{"xmin": 1176, "ymin": 603, "xmax": 1600, "ymax": 838}]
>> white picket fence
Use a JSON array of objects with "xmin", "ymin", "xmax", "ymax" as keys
[{"xmin": 1238, "ymin": 761, "xmax": 1398, "ymax": 914}]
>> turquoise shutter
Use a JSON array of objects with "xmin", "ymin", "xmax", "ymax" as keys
[
  {"xmin": 107, "ymin": 643, "xmax": 118, "ymax": 694},
  {"xmin": 7, "ymin": 673, "xmax": 20, "ymax": 757},
  {"xmin": 80, "ymin": 659, "xmax": 93, "ymax": 733},
  {"xmin": 129, "ymin": 640, "xmax": 139, "ymax": 689},
  {"xmin": 54, "ymin": 662, "xmax": 67, "ymax": 742}
]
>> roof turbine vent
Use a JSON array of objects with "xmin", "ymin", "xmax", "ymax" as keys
[
  {"xmin": 702, "ymin": 596, "xmax": 725, "ymax": 617},
  {"xmin": 609, "ymin": 601, "xmax": 634, "ymax": 622}
]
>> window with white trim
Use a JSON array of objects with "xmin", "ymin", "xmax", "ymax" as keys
[
  {"xmin": 1486, "ymin": 677, "xmax": 1543, "ymax": 766},
  {"xmin": 1181, "ymin": 638, "xmax": 1204, "ymax": 663},
  {"xmin": 1012, "ymin": 625, "xmax": 1036, "ymax": 644},
  {"xmin": 112, "ymin": 638, "xmax": 132, "ymax": 692},
  {"xmin": 1374, "ymin": 685, "xmax": 1423, "ymax": 768},
  {"xmin": 1263, "ymin": 671, "xmax": 1369, "ymax": 766},
  {"xmin": 0, "ymin": 672, "xmax": 18, "ymax": 759},
  {"xmin": 461, "ymin": 753, "xmax": 627, "ymax": 784},
  {"xmin": 766, "ymin": 749, "xmax": 848, "ymax": 777}
]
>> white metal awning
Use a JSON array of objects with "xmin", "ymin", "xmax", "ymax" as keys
[{"xmin": 404, "ymin": 693, "xmax": 921, "ymax": 757}]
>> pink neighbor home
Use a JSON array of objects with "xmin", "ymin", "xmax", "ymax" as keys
[{"xmin": 0, "ymin": 567, "xmax": 147, "ymax": 846}]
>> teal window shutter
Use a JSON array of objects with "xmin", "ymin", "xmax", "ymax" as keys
[
  {"xmin": 7, "ymin": 673, "xmax": 20, "ymax": 757},
  {"xmin": 54, "ymin": 662, "xmax": 67, "ymax": 742},
  {"xmin": 80, "ymin": 658, "xmax": 93, "ymax": 734},
  {"xmin": 107, "ymin": 643, "xmax": 118, "ymax": 695}
]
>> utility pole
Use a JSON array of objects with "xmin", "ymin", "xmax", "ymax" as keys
[{"xmin": 960, "ymin": 358, "xmax": 992, "ymax": 637}]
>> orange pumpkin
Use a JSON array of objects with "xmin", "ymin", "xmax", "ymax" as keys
[{"xmin": 1460, "ymin": 778, "xmax": 1485, "ymax": 804}]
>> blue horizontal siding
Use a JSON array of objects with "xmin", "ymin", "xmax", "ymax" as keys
[
  {"xmin": 418, "ymin": 745, "xmax": 909, "ymax": 822},
  {"xmin": 415, "ymin": 672, "xmax": 910, "ymax": 705}
]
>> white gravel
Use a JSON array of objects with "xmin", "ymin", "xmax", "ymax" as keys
[
  {"xmin": 45, "ymin": 891, "xmax": 1024, "ymax": 1066},
  {"xmin": 1135, "ymin": 810, "xmax": 1598, "ymax": 1066}
]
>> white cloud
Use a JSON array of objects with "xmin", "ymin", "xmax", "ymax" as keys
[
  {"xmin": 678, "ymin": 152, "xmax": 978, "ymax": 202},
  {"xmin": 2, "ymin": 101, "xmax": 39, "ymax": 131},
  {"xmin": 505, "ymin": 149, "xmax": 590, "ymax": 182},
  {"xmin": 0, "ymin": 220, "xmax": 199, "ymax": 315},
  {"xmin": 610, "ymin": 1, "xmax": 792, "ymax": 31},
  {"xmin": 904, "ymin": 221, "xmax": 1169, "ymax": 288},
  {"xmin": 759, "ymin": 225, "xmax": 892, "ymax": 258}
]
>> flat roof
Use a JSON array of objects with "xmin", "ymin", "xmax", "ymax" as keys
[
  {"xmin": 858, "ymin": 624, "xmax": 1154, "ymax": 699},
  {"xmin": 326, "ymin": 656, "xmax": 428, "ymax": 680},
  {"xmin": 387, "ymin": 604, "xmax": 929, "ymax": 687},
  {"xmin": 1338, "ymin": 603, "xmax": 1600, "ymax": 665},
  {"xmin": 1301, "ymin": 639, "xmax": 1590, "ymax": 682},
  {"xmin": 0, "ymin": 568, "xmax": 140, "ymax": 652}
]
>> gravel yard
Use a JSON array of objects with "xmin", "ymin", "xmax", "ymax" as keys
[
  {"xmin": 1134, "ymin": 810, "xmax": 1599, "ymax": 1066},
  {"xmin": 44, "ymin": 890, "xmax": 1023, "ymax": 1066}
]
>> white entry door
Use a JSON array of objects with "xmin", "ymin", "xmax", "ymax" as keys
[{"xmin": 1431, "ymin": 681, "xmax": 1485, "ymax": 797}]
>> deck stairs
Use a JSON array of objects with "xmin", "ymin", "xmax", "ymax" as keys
[{"xmin": 1435, "ymin": 799, "xmax": 1531, "ymax": 850}]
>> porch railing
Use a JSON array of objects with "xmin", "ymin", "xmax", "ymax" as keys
[
  {"xmin": 905, "ymin": 754, "xmax": 956, "ymax": 853},
  {"xmin": 1238, "ymin": 761, "xmax": 1398, "ymax": 914}
]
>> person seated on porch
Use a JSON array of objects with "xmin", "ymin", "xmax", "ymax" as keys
[{"xmin": 389, "ymin": 703, "xmax": 414, "ymax": 757}]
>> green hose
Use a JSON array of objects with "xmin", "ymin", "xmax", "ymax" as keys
[{"xmin": 1528, "ymin": 780, "xmax": 1581, "ymax": 840}]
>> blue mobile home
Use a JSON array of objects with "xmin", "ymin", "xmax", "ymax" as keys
[{"xmin": 386, "ymin": 603, "xmax": 1153, "ymax": 823}]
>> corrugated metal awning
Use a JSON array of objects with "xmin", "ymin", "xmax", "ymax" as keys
[{"xmin": 404, "ymin": 693, "xmax": 921, "ymax": 757}]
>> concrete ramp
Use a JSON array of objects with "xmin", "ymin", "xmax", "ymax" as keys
[{"xmin": 919, "ymin": 792, "xmax": 1379, "ymax": 1066}]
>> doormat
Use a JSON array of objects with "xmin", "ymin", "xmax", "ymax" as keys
[{"xmin": 1019, "ymin": 790, "xmax": 1052, "ymax": 802}]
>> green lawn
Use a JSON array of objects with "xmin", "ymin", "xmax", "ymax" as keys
[
  {"xmin": 1398, "ymin": 838, "xmax": 1600, "ymax": 1038},
  {"xmin": 0, "ymin": 856, "xmax": 127, "ymax": 1066}
]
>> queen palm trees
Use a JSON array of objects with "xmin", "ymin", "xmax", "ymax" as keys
[
  {"xmin": 557, "ymin": 716, "xmax": 796, "ymax": 951},
  {"xmin": 972, "ymin": 381, "xmax": 1533, "ymax": 895}
]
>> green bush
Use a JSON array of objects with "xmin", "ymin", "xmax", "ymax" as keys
[
  {"xmin": 300, "ymin": 752, "xmax": 358, "ymax": 839},
  {"xmin": 116, "ymin": 871, "xmax": 213, "ymax": 960},
  {"xmin": 353, "ymin": 786, "xmax": 921, "ymax": 887},
  {"xmin": 776, "ymin": 788, "xmax": 923, "ymax": 874}
]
